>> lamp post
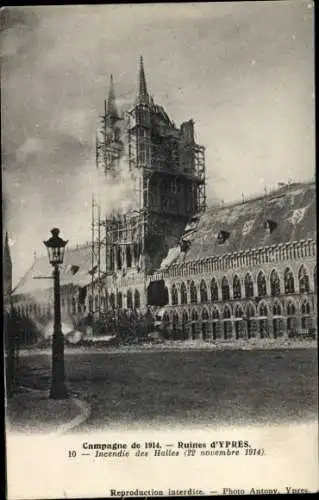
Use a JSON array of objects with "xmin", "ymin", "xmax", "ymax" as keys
[{"xmin": 43, "ymin": 228, "xmax": 68, "ymax": 399}]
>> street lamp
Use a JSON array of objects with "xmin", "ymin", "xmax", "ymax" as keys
[{"xmin": 43, "ymin": 228, "xmax": 68, "ymax": 399}]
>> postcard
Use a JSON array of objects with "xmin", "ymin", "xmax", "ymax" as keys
[{"xmin": 2, "ymin": 2, "xmax": 317, "ymax": 499}]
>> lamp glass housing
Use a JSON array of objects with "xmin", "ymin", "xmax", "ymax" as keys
[{"xmin": 43, "ymin": 228, "xmax": 68, "ymax": 266}]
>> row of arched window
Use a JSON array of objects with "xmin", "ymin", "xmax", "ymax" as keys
[
  {"xmin": 170, "ymin": 265, "xmax": 317, "ymax": 306},
  {"xmin": 163, "ymin": 299, "xmax": 313, "ymax": 322},
  {"xmin": 162, "ymin": 299, "xmax": 315, "ymax": 339},
  {"xmin": 88, "ymin": 289, "xmax": 141, "ymax": 312}
]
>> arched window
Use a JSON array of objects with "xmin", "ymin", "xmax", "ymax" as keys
[
  {"xmin": 259, "ymin": 303, "xmax": 268, "ymax": 317},
  {"xmin": 201, "ymin": 308, "xmax": 209, "ymax": 340},
  {"xmin": 127, "ymin": 290, "xmax": 133, "ymax": 309},
  {"xmin": 172, "ymin": 312, "xmax": 179, "ymax": 336},
  {"xmin": 284, "ymin": 268, "xmax": 295, "ymax": 294},
  {"xmin": 190, "ymin": 281, "xmax": 198, "ymax": 304},
  {"xmin": 244, "ymin": 273, "xmax": 254, "ymax": 298},
  {"xmin": 134, "ymin": 290, "xmax": 140, "ymax": 309},
  {"xmin": 88, "ymin": 295, "xmax": 93, "ymax": 313},
  {"xmin": 212, "ymin": 307, "xmax": 220, "ymax": 320},
  {"xmin": 257, "ymin": 271, "xmax": 267, "ymax": 297},
  {"xmin": 211, "ymin": 307, "xmax": 220, "ymax": 340},
  {"xmin": 163, "ymin": 312, "xmax": 169, "ymax": 326},
  {"xmin": 233, "ymin": 275, "xmax": 241, "ymax": 299},
  {"xmin": 116, "ymin": 246, "xmax": 122, "ymax": 270},
  {"xmin": 287, "ymin": 301, "xmax": 296, "ymax": 316},
  {"xmin": 109, "ymin": 293, "xmax": 115, "ymax": 309},
  {"xmin": 171, "ymin": 284, "xmax": 178, "ymax": 305},
  {"xmin": 273, "ymin": 302, "xmax": 282, "ymax": 316},
  {"xmin": 117, "ymin": 292, "xmax": 123, "ymax": 309},
  {"xmin": 95, "ymin": 295, "xmax": 99, "ymax": 311},
  {"xmin": 235, "ymin": 305, "xmax": 243, "ymax": 318},
  {"xmin": 191, "ymin": 309, "xmax": 198, "ymax": 340},
  {"xmin": 223, "ymin": 305, "xmax": 232, "ymax": 339},
  {"xmin": 126, "ymin": 246, "xmax": 132, "ymax": 268},
  {"xmin": 223, "ymin": 305, "xmax": 231, "ymax": 319},
  {"xmin": 301, "ymin": 300, "xmax": 310, "ymax": 315},
  {"xmin": 234, "ymin": 305, "xmax": 244, "ymax": 339},
  {"xmin": 298, "ymin": 265, "xmax": 310, "ymax": 294},
  {"xmin": 180, "ymin": 282, "xmax": 187, "ymax": 304},
  {"xmin": 301, "ymin": 300, "xmax": 312, "ymax": 330},
  {"xmin": 202, "ymin": 308, "xmax": 209, "ymax": 320},
  {"xmin": 221, "ymin": 277, "xmax": 230, "ymax": 301},
  {"xmin": 270, "ymin": 269, "xmax": 280, "ymax": 296},
  {"xmin": 200, "ymin": 280, "xmax": 208, "ymax": 303},
  {"xmin": 210, "ymin": 278, "xmax": 219, "ymax": 301},
  {"xmin": 273, "ymin": 301, "xmax": 283, "ymax": 338},
  {"xmin": 287, "ymin": 300, "xmax": 297, "ymax": 337},
  {"xmin": 182, "ymin": 311, "xmax": 188, "ymax": 340},
  {"xmin": 246, "ymin": 303, "xmax": 256, "ymax": 338},
  {"xmin": 258, "ymin": 302, "xmax": 268, "ymax": 338}
]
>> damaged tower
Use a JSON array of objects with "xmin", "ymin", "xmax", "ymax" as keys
[{"xmin": 92, "ymin": 56, "xmax": 206, "ymax": 313}]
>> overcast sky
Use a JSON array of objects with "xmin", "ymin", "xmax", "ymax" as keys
[{"xmin": 1, "ymin": 2, "xmax": 315, "ymax": 285}]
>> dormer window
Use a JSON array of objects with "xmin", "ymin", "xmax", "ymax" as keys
[
  {"xmin": 70, "ymin": 265, "xmax": 80, "ymax": 275},
  {"xmin": 264, "ymin": 219, "xmax": 277, "ymax": 234},
  {"xmin": 180, "ymin": 239, "xmax": 191, "ymax": 252},
  {"xmin": 217, "ymin": 230, "xmax": 230, "ymax": 244}
]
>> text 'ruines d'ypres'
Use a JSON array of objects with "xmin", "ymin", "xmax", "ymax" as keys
[{"xmin": 78, "ymin": 440, "xmax": 265, "ymax": 458}]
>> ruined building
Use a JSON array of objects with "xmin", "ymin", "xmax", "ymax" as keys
[{"xmin": 10, "ymin": 58, "xmax": 317, "ymax": 342}]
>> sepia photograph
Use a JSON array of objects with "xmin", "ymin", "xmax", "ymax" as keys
[{"xmin": 2, "ymin": 2, "xmax": 317, "ymax": 498}]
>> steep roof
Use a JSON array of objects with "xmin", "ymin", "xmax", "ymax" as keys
[
  {"xmin": 166, "ymin": 181, "xmax": 316, "ymax": 266},
  {"xmin": 13, "ymin": 243, "xmax": 93, "ymax": 296}
]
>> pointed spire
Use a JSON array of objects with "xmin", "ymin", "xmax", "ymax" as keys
[
  {"xmin": 138, "ymin": 55, "xmax": 149, "ymax": 104},
  {"xmin": 4, "ymin": 231, "xmax": 12, "ymax": 265},
  {"xmin": 107, "ymin": 74, "xmax": 119, "ymax": 119}
]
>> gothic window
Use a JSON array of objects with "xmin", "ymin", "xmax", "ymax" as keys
[
  {"xmin": 233, "ymin": 275, "xmax": 241, "ymax": 299},
  {"xmin": 244, "ymin": 273, "xmax": 254, "ymax": 298},
  {"xmin": 190, "ymin": 281, "xmax": 198, "ymax": 304},
  {"xmin": 126, "ymin": 246, "xmax": 132, "ymax": 268},
  {"xmin": 134, "ymin": 290, "xmax": 140, "ymax": 309},
  {"xmin": 259, "ymin": 303, "xmax": 268, "ymax": 317},
  {"xmin": 172, "ymin": 313, "xmax": 179, "ymax": 332},
  {"xmin": 301, "ymin": 300, "xmax": 310, "ymax": 316},
  {"xmin": 212, "ymin": 307, "xmax": 220, "ymax": 320},
  {"xmin": 163, "ymin": 312, "xmax": 169, "ymax": 325},
  {"xmin": 117, "ymin": 292, "xmax": 123, "ymax": 309},
  {"xmin": 127, "ymin": 290, "xmax": 133, "ymax": 309},
  {"xmin": 202, "ymin": 308, "xmax": 209, "ymax": 320},
  {"xmin": 171, "ymin": 284, "xmax": 178, "ymax": 306},
  {"xmin": 180, "ymin": 282, "xmax": 187, "ymax": 304},
  {"xmin": 191, "ymin": 309, "xmax": 198, "ymax": 321},
  {"xmin": 300, "ymin": 300, "xmax": 312, "ymax": 330},
  {"xmin": 298, "ymin": 265, "xmax": 310, "ymax": 294},
  {"xmin": 210, "ymin": 278, "xmax": 219, "ymax": 301},
  {"xmin": 95, "ymin": 296, "xmax": 99, "ymax": 311},
  {"xmin": 116, "ymin": 246, "xmax": 122, "ymax": 270},
  {"xmin": 287, "ymin": 301, "xmax": 296, "ymax": 316},
  {"xmin": 88, "ymin": 295, "xmax": 93, "ymax": 313},
  {"xmin": 284, "ymin": 268, "xmax": 295, "ymax": 294},
  {"xmin": 273, "ymin": 302, "xmax": 282, "ymax": 316},
  {"xmin": 235, "ymin": 305, "xmax": 243, "ymax": 318},
  {"xmin": 245, "ymin": 303, "xmax": 255, "ymax": 319},
  {"xmin": 200, "ymin": 280, "xmax": 208, "ymax": 303},
  {"xmin": 257, "ymin": 271, "xmax": 267, "ymax": 297},
  {"xmin": 223, "ymin": 305, "xmax": 231, "ymax": 319},
  {"xmin": 221, "ymin": 277, "xmax": 230, "ymax": 301},
  {"xmin": 109, "ymin": 293, "xmax": 115, "ymax": 309},
  {"xmin": 270, "ymin": 269, "xmax": 280, "ymax": 296}
]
